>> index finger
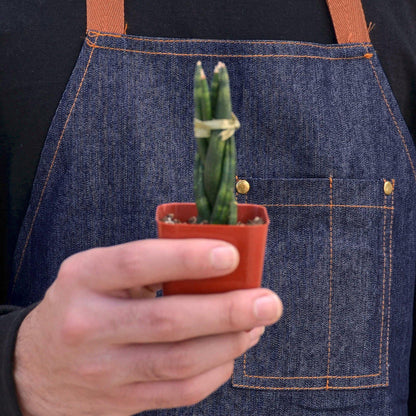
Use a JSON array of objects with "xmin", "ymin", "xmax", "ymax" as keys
[{"xmin": 61, "ymin": 239, "xmax": 239, "ymax": 292}]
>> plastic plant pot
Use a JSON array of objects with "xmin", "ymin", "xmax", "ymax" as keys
[{"xmin": 156, "ymin": 202, "xmax": 269, "ymax": 295}]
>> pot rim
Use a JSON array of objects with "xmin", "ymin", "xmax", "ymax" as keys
[{"xmin": 156, "ymin": 202, "xmax": 270, "ymax": 226}]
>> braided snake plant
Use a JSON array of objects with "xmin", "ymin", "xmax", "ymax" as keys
[{"xmin": 193, "ymin": 61, "xmax": 240, "ymax": 224}]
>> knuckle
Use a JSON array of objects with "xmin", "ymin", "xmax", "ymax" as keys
[
  {"xmin": 223, "ymin": 296, "xmax": 241, "ymax": 330},
  {"xmin": 144, "ymin": 359, "xmax": 173, "ymax": 381},
  {"xmin": 146, "ymin": 307, "xmax": 178, "ymax": 340},
  {"xmin": 142, "ymin": 358, "xmax": 166, "ymax": 381},
  {"xmin": 60, "ymin": 309, "xmax": 92, "ymax": 345},
  {"xmin": 165, "ymin": 345, "xmax": 195, "ymax": 379},
  {"xmin": 57, "ymin": 250, "xmax": 92, "ymax": 288},
  {"xmin": 57, "ymin": 256, "xmax": 77, "ymax": 284},
  {"xmin": 116, "ymin": 245, "xmax": 143, "ymax": 278},
  {"xmin": 142, "ymin": 345, "xmax": 195, "ymax": 381}
]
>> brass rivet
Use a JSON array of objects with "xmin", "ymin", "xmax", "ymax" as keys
[
  {"xmin": 384, "ymin": 181, "xmax": 393, "ymax": 195},
  {"xmin": 236, "ymin": 179, "xmax": 250, "ymax": 194}
]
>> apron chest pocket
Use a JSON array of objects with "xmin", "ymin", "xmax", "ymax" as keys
[{"xmin": 232, "ymin": 177, "xmax": 394, "ymax": 390}]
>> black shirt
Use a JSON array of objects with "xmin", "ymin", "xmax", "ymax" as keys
[{"xmin": 1, "ymin": 1, "xmax": 416, "ymax": 414}]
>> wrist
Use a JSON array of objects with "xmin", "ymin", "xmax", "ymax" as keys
[
  {"xmin": 0, "ymin": 304, "xmax": 37, "ymax": 416},
  {"xmin": 13, "ymin": 305, "xmax": 44, "ymax": 416}
]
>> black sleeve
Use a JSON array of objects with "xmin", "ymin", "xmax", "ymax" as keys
[{"xmin": 0, "ymin": 305, "xmax": 38, "ymax": 416}]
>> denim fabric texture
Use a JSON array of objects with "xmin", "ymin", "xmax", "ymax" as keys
[{"xmin": 10, "ymin": 31, "xmax": 416, "ymax": 415}]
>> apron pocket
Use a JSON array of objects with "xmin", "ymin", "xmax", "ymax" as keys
[{"xmin": 232, "ymin": 177, "xmax": 394, "ymax": 390}]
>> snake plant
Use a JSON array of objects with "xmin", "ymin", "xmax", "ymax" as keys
[{"xmin": 193, "ymin": 61, "xmax": 240, "ymax": 224}]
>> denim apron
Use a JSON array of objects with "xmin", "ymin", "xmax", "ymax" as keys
[{"xmin": 10, "ymin": 0, "xmax": 416, "ymax": 414}]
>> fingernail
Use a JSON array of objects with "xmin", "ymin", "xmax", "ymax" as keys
[
  {"xmin": 249, "ymin": 326, "xmax": 265, "ymax": 345},
  {"xmin": 210, "ymin": 246, "xmax": 239, "ymax": 271},
  {"xmin": 254, "ymin": 294, "xmax": 281, "ymax": 323}
]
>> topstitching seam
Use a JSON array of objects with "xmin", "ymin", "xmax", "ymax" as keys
[
  {"xmin": 242, "ymin": 359, "xmax": 381, "ymax": 380},
  {"xmin": 12, "ymin": 37, "xmax": 99, "ymax": 289},
  {"xmin": 385, "ymin": 179, "xmax": 395, "ymax": 386},
  {"xmin": 87, "ymin": 30, "xmax": 372, "ymax": 50},
  {"xmin": 379, "ymin": 188, "xmax": 388, "ymax": 377},
  {"xmin": 325, "ymin": 177, "xmax": 334, "ymax": 389},
  {"xmin": 85, "ymin": 38, "xmax": 370, "ymax": 60},
  {"xmin": 233, "ymin": 383, "xmax": 388, "ymax": 391},
  {"xmin": 263, "ymin": 204, "xmax": 392, "ymax": 209}
]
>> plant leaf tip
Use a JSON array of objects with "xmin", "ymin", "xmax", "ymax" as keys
[{"xmin": 214, "ymin": 61, "xmax": 226, "ymax": 73}]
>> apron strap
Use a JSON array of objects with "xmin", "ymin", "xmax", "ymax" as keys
[
  {"xmin": 85, "ymin": 0, "xmax": 370, "ymax": 43},
  {"xmin": 326, "ymin": 0, "xmax": 370, "ymax": 43},
  {"xmin": 86, "ymin": 0, "xmax": 125, "ymax": 34}
]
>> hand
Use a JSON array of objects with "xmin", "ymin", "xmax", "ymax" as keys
[{"xmin": 14, "ymin": 239, "xmax": 282, "ymax": 416}]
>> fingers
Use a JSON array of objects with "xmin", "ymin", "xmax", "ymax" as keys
[
  {"xmin": 120, "ymin": 361, "xmax": 236, "ymax": 413},
  {"xmin": 84, "ymin": 288, "xmax": 282, "ymax": 344},
  {"xmin": 60, "ymin": 239, "xmax": 239, "ymax": 293},
  {"xmin": 112, "ymin": 327, "xmax": 265, "ymax": 384}
]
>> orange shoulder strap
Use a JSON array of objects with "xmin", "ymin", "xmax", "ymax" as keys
[
  {"xmin": 326, "ymin": 0, "xmax": 370, "ymax": 43},
  {"xmin": 86, "ymin": 0, "xmax": 125, "ymax": 34},
  {"xmin": 86, "ymin": 0, "xmax": 370, "ymax": 43}
]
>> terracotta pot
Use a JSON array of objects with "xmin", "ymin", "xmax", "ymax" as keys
[{"xmin": 156, "ymin": 202, "xmax": 270, "ymax": 295}]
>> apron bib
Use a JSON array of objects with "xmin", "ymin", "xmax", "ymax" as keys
[{"xmin": 10, "ymin": 0, "xmax": 416, "ymax": 414}]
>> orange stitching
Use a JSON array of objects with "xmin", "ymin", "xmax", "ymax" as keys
[
  {"xmin": 243, "ymin": 349, "xmax": 380, "ymax": 379},
  {"xmin": 367, "ymin": 58, "xmax": 416, "ymax": 183},
  {"xmin": 87, "ymin": 30, "xmax": 100, "ymax": 38},
  {"xmin": 329, "ymin": 383, "xmax": 388, "ymax": 389},
  {"xmin": 233, "ymin": 383, "xmax": 388, "ymax": 391},
  {"xmin": 234, "ymin": 383, "xmax": 326, "ymax": 391},
  {"xmin": 263, "ymin": 203, "xmax": 393, "ymax": 209},
  {"xmin": 243, "ymin": 372, "xmax": 381, "ymax": 380},
  {"xmin": 85, "ymin": 38, "xmax": 370, "ymax": 60},
  {"xmin": 87, "ymin": 30, "xmax": 372, "ymax": 49},
  {"xmin": 368, "ymin": 22, "xmax": 376, "ymax": 35},
  {"xmin": 378, "ymin": 188, "xmax": 387, "ymax": 374},
  {"xmin": 12, "ymin": 38, "xmax": 99, "ymax": 288},
  {"xmin": 242, "ymin": 350, "xmax": 381, "ymax": 380},
  {"xmin": 326, "ymin": 177, "xmax": 333, "ymax": 389},
  {"xmin": 385, "ymin": 179, "xmax": 394, "ymax": 384}
]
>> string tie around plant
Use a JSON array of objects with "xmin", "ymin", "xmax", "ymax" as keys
[{"xmin": 194, "ymin": 112, "xmax": 240, "ymax": 141}]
